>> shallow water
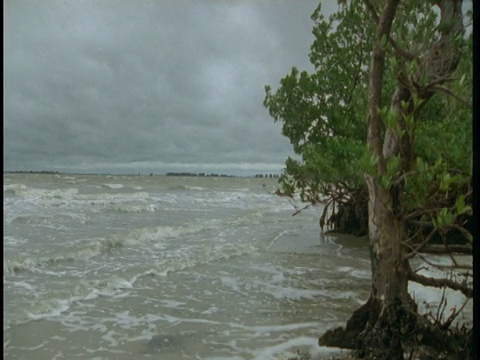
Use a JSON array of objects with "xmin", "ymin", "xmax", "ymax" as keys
[{"xmin": 4, "ymin": 174, "xmax": 371, "ymax": 359}]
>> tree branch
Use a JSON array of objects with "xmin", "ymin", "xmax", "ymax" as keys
[
  {"xmin": 409, "ymin": 271, "xmax": 473, "ymax": 298},
  {"xmin": 402, "ymin": 228, "xmax": 436, "ymax": 260},
  {"xmin": 363, "ymin": 0, "xmax": 379, "ymax": 23},
  {"xmin": 365, "ymin": 0, "xmax": 400, "ymax": 173},
  {"xmin": 440, "ymin": 295, "xmax": 469, "ymax": 330},
  {"xmin": 292, "ymin": 203, "xmax": 311, "ymax": 216},
  {"xmin": 404, "ymin": 236, "xmax": 472, "ymax": 270},
  {"xmin": 429, "ymin": 84, "xmax": 473, "ymax": 107},
  {"xmin": 363, "ymin": 0, "xmax": 416, "ymax": 61},
  {"xmin": 420, "ymin": 245, "xmax": 472, "ymax": 255},
  {"xmin": 407, "ymin": 219, "xmax": 434, "ymax": 229},
  {"xmin": 417, "ymin": 252, "xmax": 472, "ymax": 271}
]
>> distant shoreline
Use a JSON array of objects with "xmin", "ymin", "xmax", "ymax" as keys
[
  {"xmin": 4, "ymin": 170, "xmax": 280, "ymax": 179},
  {"xmin": 165, "ymin": 172, "xmax": 280, "ymax": 179},
  {"xmin": 4, "ymin": 170, "xmax": 61, "ymax": 174}
]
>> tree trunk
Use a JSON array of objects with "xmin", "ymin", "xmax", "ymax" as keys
[
  {"xmin": 323, "ymin": 4, "xmax": 415, "ymax": 356},
  {"xmin": 355, "ymin": 174, "xmax": 415, "ymax": 359},
  {"xmin": 357, "ymin": 1, "xmax": 413, "ymax": 354}
]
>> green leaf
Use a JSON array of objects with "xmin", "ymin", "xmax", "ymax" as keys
[
  {"xmin": 378, "ymin": 174, "xmax": 392, "ymax": 190},
  {"xmin": 387, "ymin": 155, "xmax": 400, "ymax": 176},
  {"xmin": 459, "ymin": 205, "xmax": 472, "ymax": 215},
  {"xmin": 440, "ymin": 173, "xmax": 451, "ymax": 191},
  {"xmin": 380, "ymin": 34, "xmax": 388, "ymax": 48},
  {"xmin": 416, "ymin": 157, "xmax": 426, "ymax": 173},
  {"xmin": 384, "ymin": 109, "xmax": 398, "ymax": 129},
  {"xmin": 412, "ymin": 93, "xmax": 425, "ymax": 109},
  {"xmin": 455, "ymin": 194, "xmax": 472, "ymax": 215},
  {"xmin": 455, "ymin": 194, "xmax": 465, "ymax": 214},
  {"xmin": 436, "ymin": 208, "xmax": 453, "ymax": 229}
]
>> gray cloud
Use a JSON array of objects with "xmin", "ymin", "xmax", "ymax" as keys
[{"xmin": 4, "ymin": 0, "xmax": 337, "ymax": 175}]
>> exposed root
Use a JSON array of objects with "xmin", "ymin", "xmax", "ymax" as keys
[
  {"xmin": 328, "ymin": 187, "xmax": 368, "ymax": 236},
  {"xmin": 318, "ymin": 297, "xmax": 473, "ymax": 359}
]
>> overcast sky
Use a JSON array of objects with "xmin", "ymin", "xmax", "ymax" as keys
[{"xmin": 4, "ymin": 0, "xmax": 340, "ymax": 175}]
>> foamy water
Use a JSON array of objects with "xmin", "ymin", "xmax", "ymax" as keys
[{"xmin": 4, "ymin": 173, "xmax": 372, "ymax": 359}]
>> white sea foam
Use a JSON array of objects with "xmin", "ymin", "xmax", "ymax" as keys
[
  {"xmin": 13, "ymin": 281, "xmax": 36, "ymax": 291},
  {"xmin": 266, "ymin": 230, "xmax": 289, "ymax": 250},
  {"xmin": 187, "ymin": 186, "xmax": 205, "ymax": 191},
  {"xmin": 337, "ymin": 266, "xmax": 371, "ymax": 279},
  {"xmin": 109, "ymin": 203, "xmax": 157, "ymax": 213},
  {"xmin": 202, "ymin": 306, "xmax": 221, "ymax": 315},
  {"xmin": 350, "ymin": 269, "xmax": 371, "ymax": 279},
  {"xmin": 4, "ymin": 184, "xmax": 30, "ymax": 197},
  {"xmin": 26, "ymin": 298, "xmax": 71, "ymax": 321},
  {"xmin": 104, "ymin": 183, "xmax": 124, "ymax": 189},
  {"xmin": 101, "ymin": 330, "xmax": 121, "ymax": 346},
  {"xmin": 170, "ymin": 184, "xmax": 205, "ymax": 191},
  {"xmin": 146, "ymin": 203, "xmax": 157, "ymax": 212},
  {"xmin": 161, "ymin": 314, "xmax": 221, "ymax": 326},
  {"xmin": 255, "ymin": 281, "xmax": 327, "ymax": 300},
  {"xmin": 78, "ymin": 190, "xmax": 150, "ymax": 203},
  {"xmin": 4, "ymin": 185, "xmax": 79, "ymax": 205},
  {"xmin": 3, "ymin": 235, "xmax": 28, "ymax": 245},
  {"xmin": 17, "ymin": 274, "xmax": 140, "ymax": 327},
  {"xmin": 114, "ymin": 311, "xmax": 144, "ymax": 328},
  {"xmin": 160, "ymin": 299, "xmax": 188, "ymax": 309},
  {"xmin": 220, "ymin": 276, "xmax": 248, "ymax": 296},
  {"xmin": 4, "ymin": 258, "xmax": 39, "ymax": 274},
  {"xmin": 230, "ymin": 321, "xmax": 322, "ymax": 335},
  {"xmin": 251, "ymin": 336, "xmax": 322, "ymax": 360},
  {"xmin": 3, "ymin": 238, "xmax": 122, "ymax": 275}
]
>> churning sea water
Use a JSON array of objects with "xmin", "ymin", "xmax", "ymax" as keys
[{"xmin": 3, "ymin": 173, "xmax": 372, "ymax": 359}]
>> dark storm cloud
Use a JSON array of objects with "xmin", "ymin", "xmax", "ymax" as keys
[{"xmin": 4, "ymin": 0, "xmax": 338, "ymax": 174}]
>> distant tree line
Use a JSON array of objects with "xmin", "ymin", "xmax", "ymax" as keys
[
  {"xmin": 5, "ymin": 170, "xmax": 60, "ymax": 174},
  {"xmin": 253, "ymin": 173, "xmax": 280, "ymax": 179},
  {"xmin": 165, "ymin": 172, "xmax": 237, "ymax": 178},
  {"xmin": 165, "ymin": 172, "xmax": 280, "ymax": 178}
]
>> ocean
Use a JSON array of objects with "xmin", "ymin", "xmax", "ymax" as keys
[{"xmin": 3, "ymin": 173, "xmax": 372, "ymax": 359}]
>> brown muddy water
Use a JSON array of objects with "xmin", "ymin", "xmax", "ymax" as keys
[{"xmin": 6, "ymin": 174, "xmax": 468, "ymax": 360}]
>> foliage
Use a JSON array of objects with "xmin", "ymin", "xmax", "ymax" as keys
[
  {"xmin": 264, "ymin": 2, "xmax": 373, "ymax": 210},
  {"xmin": 399, "ymin": 5, "xmax": 473, "ymax": 243},
  {"xmin": 264, "ymin": 1, "xmax": 472, "ymax": 240}
]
